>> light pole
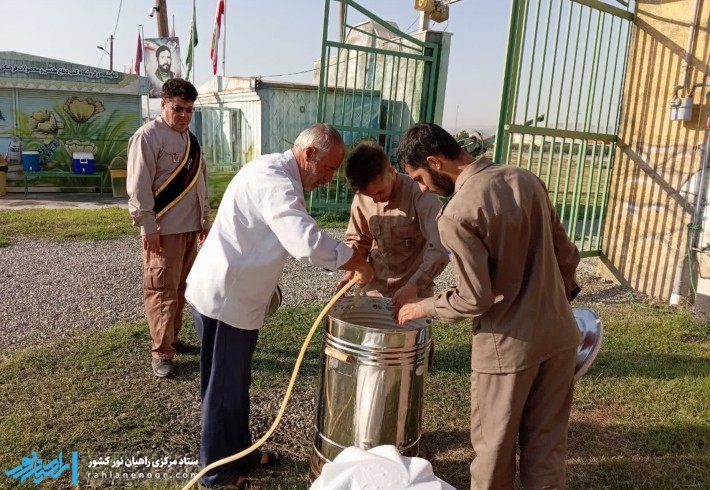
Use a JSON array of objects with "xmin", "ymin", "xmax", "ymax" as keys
[
  {"xmin": 96, "ymin": 35, "xmax": 114, "ymax": 71},
  {"xmin": 149, "ymin": 0, "xmax": 169, "ymax": 37}
]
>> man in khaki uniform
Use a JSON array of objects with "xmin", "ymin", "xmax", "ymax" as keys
[
  {"xmin": 336, "ymin": 142, "xmax": 449, "ymax": 306},
  {"xmin": 127, "ymin": 79, "xmax": 210, "ymax": 378},
  {"xmin": 395, "ymin": 123, "xmax": 581, "ymax": 490}
]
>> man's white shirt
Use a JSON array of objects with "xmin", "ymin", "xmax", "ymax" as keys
[{"xmin": 185, "ymin": 149, "xmax": 352, "ymax": 329}]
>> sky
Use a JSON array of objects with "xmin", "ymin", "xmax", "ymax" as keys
[{"xmin": 0, "ymin": 0, "xmax": 512, "ymax": 134}]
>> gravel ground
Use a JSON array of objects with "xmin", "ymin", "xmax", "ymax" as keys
[{"xmin": 0, "ymin": 230, "xmax": 630, "ymax": 355}]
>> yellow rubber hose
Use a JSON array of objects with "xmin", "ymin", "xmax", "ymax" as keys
[{"xmin": 180, "ymin": 275, "xmax": 361, "ymax": 490}]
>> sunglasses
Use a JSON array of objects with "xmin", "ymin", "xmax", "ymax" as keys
[{"xmin": 167, "ymin": 105, "xmax": 194, "ymax": 115}]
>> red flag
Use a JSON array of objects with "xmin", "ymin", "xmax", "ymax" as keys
[
  {"xmin": 210, "ymin": 0, "xmax": 225, "ymax": 75},
  {"xmin": 134, "ymin": 33, "xmax": 143, "ymax": 75}
]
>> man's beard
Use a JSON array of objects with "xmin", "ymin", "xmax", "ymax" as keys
[
  {"xmin": 427, "ymin": 168, "xmax": 455, "ymax": 197},
  {"xmin": 159, "ymin": 63, "xmax": 171, "ymax": 73}
]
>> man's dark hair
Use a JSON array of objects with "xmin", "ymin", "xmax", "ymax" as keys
[
  {"xmin": 396, "ymin": 122, "xmax": 463, "ymax": 170},
  {"xmin": 156, "ymin": 45, "xmax": 171, "ymax": 59},
  {"xmin": 346, "ymin": 142, "xmax": 390, "ymax": 192},
  {"xmin": 162, "ymin": 79, "xmax": 198, "ymax": 102}
]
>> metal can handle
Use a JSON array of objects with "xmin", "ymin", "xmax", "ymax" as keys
[{"xmin": 324, "ymin": 346, "xmax": 352, "ymax": 363}]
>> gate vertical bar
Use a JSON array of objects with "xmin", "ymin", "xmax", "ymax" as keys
[{"xmin": 495, "ymin": 0, "xmax": 527, "ymax": 164}]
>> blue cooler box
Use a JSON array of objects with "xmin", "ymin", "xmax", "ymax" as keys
[
  {"xmin": 22, "ymin": 151, "xmax": 41, "ymax": 171},
  {"xmin": 72, "ymin": 152, "xmax": 95, "ymax": 174}
]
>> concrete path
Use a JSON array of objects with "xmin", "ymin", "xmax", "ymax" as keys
[{"xmin": 0, "ymin": 192, "xmax": 128, "ymax": 210}]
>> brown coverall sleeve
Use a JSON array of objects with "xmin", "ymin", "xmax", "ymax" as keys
[
  {"xmin": 422, "ymin": 214, "xmax": 495, "ymax": 322},
  {"xmin": 344, "ymin": 199, "xmax": 374, "ymax": 260},
  {"xmin": 548, "ymin": 199, "xmax": 581, "ymax": 301},
  {"xmin": 408, "ymin": 191, "xmax": 449, "ymax": 290}
]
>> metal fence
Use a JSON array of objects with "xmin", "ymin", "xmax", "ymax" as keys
[
  {"xmin": 311, "ymin": 0, "xmax": 441, "ymax": 214},
  {"xmin": 495, "ymin": 0, "xmax": 634, "ymax": 256}
]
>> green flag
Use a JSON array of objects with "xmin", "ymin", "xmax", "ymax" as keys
[{"xmin": 185, "ymin": 0, "xmax": 198, "ymax": 80}]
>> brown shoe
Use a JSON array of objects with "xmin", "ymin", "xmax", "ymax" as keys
[
  {"xmin": 151, "ymin": 358, "xmax": 174, "ymax": 377},
  {"xmin": 172, "ymin": 340, "xmax": 200, "ymax": 354}
]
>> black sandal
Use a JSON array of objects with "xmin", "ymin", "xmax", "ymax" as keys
[{"xmin": 257, "ymin": 450, "xmax": 284, "ymax": 468}]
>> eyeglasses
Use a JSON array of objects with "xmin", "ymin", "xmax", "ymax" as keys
[{"xmin": 167, "ymin": 105, "xmax": 194, "ymax": 115}]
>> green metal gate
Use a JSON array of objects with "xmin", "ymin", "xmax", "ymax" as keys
[
  {"xmin": 312, "ymin": 0, "xmax": 441, "ymax": 214},
  {"xmin": 495, "ymin": 0, "xmax": 634, "ymax": 256}
]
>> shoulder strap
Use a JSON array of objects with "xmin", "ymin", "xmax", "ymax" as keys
[{"xmin": 153, "ymin": 131, "xmax": 202, "ymax": 219}]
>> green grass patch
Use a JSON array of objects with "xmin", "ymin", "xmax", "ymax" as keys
[
  {"xmin": 313, "ymin": 210, "xmax": 350, "ymax": 229},
  {"xmin": 0, "ymin": 208, "xmax": 137, "ymax": 247},
  {"xmin": 0, "ymin": 208, "xmax": 345, "ymax": 248}
]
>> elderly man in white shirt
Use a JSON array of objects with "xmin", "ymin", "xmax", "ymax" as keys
[{"xmin": 185, "ymin": 123, "xmax": 374, "ymax": 490}]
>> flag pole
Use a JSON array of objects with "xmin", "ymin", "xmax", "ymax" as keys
[
  {"xmin": 218, "ymin": 0, "xmax": 227, "ymax": 164},
  {"xmin": 191, "ymin": 0, "xmax": 196, "ymax": 83},
  {"xmin": 221, "ymin": 0, "xmax": 227, "ymax": 77},
  {"xmin": 186, "ymin": 0, "xmax": 195, "ymax": 83},
  {"xmin": 140, "ymin": 24, "xmax": 151, "ymax": 121}
]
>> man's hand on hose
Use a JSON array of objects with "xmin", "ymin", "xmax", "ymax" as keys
[
  {"xmin": 335, "ymin": 270, "xmax": 357, "ymax": 294},
  {"xmin": 355, "ymin": 262, "xmax": 374, "ymax": 286},
  {"xmin": 339, "ymin": 249, "xmax": 374, "ymax": 286}
]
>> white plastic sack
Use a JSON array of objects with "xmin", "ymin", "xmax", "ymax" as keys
[{"xmin": 310, "ymin": 445, "xmax": 456, "ymax": 490}]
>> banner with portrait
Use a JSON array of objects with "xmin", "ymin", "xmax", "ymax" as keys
[{"xmin": 144, "ymin": 37, "xmax": 182, "ymax": 98}]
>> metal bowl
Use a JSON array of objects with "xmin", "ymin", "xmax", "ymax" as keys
[
  {"xmin": 265, "ymin": 285, "xmax": 282, "ymax": 319},
  {"xmin": 573, "ymin": 307, "xmax": 603, "ymax": 380}
]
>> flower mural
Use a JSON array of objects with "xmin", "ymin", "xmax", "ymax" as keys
[
  {"xmin": 63, "ymin": 97, "xmax": 105, "ymax": 123},
  {"xmin": 64, "ymin": 140, "xmax": 98, "ymax": 155},
  {"xmin": 0, "ymin": 54, "xmax": 142, "ymax": 190},
  {"xmin": 29, "ymin": 110, "xmax": 64, "ymax": 142}
]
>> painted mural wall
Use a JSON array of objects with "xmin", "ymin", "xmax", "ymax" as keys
[
  {"xmin": 602, "ymin": 1, "xmax": 710, "ymax": 308},
  {"xmin": 0, "ymin": 52, "xmax": 142, "ymax": 192}
]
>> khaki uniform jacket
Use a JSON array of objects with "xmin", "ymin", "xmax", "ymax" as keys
[
  {"xmin": 345, "ymin": 172, "xmax": 449, "ymax": 297},
  {"xmin": 127, "ymin": 116, "xmax": 210, "ymax": 236},
  {"xmin": 421, "ymin": 157, "xmax": 581, "ymax": 373}
]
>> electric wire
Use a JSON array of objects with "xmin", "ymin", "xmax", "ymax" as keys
[
  {"xmin": 112, "ymin": 0, "xmax": 123, "ymax": 38},
  {"xmin": 688, "ymin": 222, "xmax": 702, "ymax": 297},
  {"xmin": 96, "ymin": 0, "xmax": 123, "ymax": 68},
  {"xmin": 686, "ymin": 115, "xmax": 710, "ymax": 301},
  {"xmin": 261, "ymin": 12, "xmax": 425, "ymax": 79},
  {"xmin": 180, "ymin": 274, "xmax": 362, "ymax": 490},
  {"xmin": 404, "ymin": 14, "xmax": 421, "ymax": 33}
]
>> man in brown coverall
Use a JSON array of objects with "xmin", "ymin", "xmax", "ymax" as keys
[
  {"xmin": 396, "ymin": 122, "xmax": 581, "ymax": 490},
  {"xmin": 336, "ymin": 142, "xmax": 449, "ymax": 306}
]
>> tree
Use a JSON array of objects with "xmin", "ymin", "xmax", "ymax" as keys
[{"xmin": 454, "ymin": 129, "xmax": 470, "ymax": 141}]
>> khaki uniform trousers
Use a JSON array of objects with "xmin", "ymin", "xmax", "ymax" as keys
[
  {"xmin": 143, "ymin": 231, "xmax": 199, "ymax": 359},
  {"xmin": 470, "ymin": 347, "xmax": 577, "ymax": 490}
]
